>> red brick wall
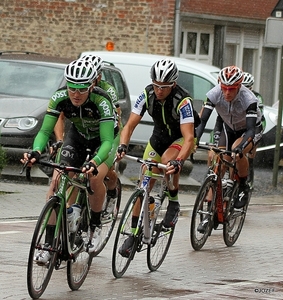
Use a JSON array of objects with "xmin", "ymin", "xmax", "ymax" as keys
[
  {"xmin": 181, "ymin": 0, "xmax": 278, "ymax": 20},
  {"xmin": 0, "ymin": 0, "xmax": 176, "ymax": 58}
]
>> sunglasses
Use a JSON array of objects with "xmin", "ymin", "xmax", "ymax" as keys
[
  {"xmin": 67, "ymin": 85, "xmax": 91, "ymax": 94},
  {"xmin": 220, "ymin": 84, "xmax": 239, "ymax": 91},
  {"xmin": 152, "ymin": 82, "xmax": 174, "ymax": 90}
]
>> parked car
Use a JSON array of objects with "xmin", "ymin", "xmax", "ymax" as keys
[
  {"xmin": 79, "ymin": 51, "xmax": 283, "ymax": 164},
  {"xmin": 0, "ymin": 51, "xmax": 131, "ymax": 165}
]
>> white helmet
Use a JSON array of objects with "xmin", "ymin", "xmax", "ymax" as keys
[
  {"xmin": 242, "ymin": 72, "xmax": 254, "ymax": 88},
  {"xmin": 64, "ymin": 59, "xmax": 97, "ymax": 85},
  {"xmin": 218, "ymin": 66, "xmax": 243, "ymax": 86},
  {"xmin": 81, "ymin": 54, "xmax": 104, "ymax": 74},
  {"xmin": 150, "ymin": 59, "xmax": 179, "ymax": 82}
]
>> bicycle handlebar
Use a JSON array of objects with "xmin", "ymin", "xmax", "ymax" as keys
[
  {"xmin": 20, "ymin": 159, "xmax": 94, "ymax": 195},
  {"xmin": 197, "ymin": 143, "xmax": 236, "ymax": 169},
  {"xmin": 124, "ymin": 154, "xmax": 168, "ymax": 171},
  {"xmin": 197, "ymin": 143, "xmax": 234, "ymax": 156}
]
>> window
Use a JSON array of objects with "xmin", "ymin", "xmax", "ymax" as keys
[
  {"xmin": 177, "ymin": 71, "xmax": 215, "ymax": 101},
  {"xmin": 180, "ymin": 25, "xmax": 214, "ymax": 64}
]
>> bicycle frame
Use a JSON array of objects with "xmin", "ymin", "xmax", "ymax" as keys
[
  {"xmin": 190, "ymin": 143, "xmax": 251, "ymax": 250},
  {"xmin": 209, "ymin": 149, "xmax": 237, "ymax": 224},
  {"xmin": 124, "ymin": 155, "xmax": 169, "ymax": 245}
]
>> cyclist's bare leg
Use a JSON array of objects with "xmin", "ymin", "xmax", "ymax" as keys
[
  {"xmin": 232, "ymin": 137, "xmax": 253, "ymax": 178},
  {"xmin": 89, "ymin": 163, "xmax": 108, "ymax": 212},
  {"xmin": 106, "ymin": 165, "xmax": 117, "ymax": 190},
  {"xmin": 161, "ymin": 147, "xmax": 180, "ymax": 190}
]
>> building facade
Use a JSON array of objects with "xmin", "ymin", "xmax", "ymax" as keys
[
  {"xmin": 178, "ymin": 0, "xmax": 282, "ymax": 105},
  {"xmin": 0, "ymin": 0, "xmax": 282, "ymax": 105}
]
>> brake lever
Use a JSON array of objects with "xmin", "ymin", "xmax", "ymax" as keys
[{"xmin": 19, "ymin": 160, "xmax": 29, "ymax": 175}]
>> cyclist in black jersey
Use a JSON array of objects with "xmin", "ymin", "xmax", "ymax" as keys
[
  {"xmin": 196, "ymin": 66, "xmax": 263, "ymax": 216},
  {"xmin": 21, "ymin": 59, "xmax": 119, "ymax": 254},
  {"xmin": 116, "ymin": 58, "xmax": 196, "ymax": 256}
]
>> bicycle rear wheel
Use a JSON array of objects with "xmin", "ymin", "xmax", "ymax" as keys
[
  {"xmin": 93, "ymin": 178, "xmax": 122, "ymax": 256},
  {"xmin": 147, "ymin": 194, "xmax": 174, "ymax": 271},
  {"xmin": 223, "ymin": 184, "xmax": 251, "ymax": 247},
  {"xmin": 190, "ymin": 176, "xmax": 216, "ymax": 250},
  {"xmin": 27, "ymin": 196, "xmax": 61, "ymax": 299},
  {"xmin": 112, "ymin": 190, "xmax": 142, "ymax": 278}
]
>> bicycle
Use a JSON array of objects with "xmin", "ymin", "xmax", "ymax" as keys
[
  {"xmin": 21, "ymin": 149, "xmax": 121, "ymax": 299},
  {"xmin": 190, "ymin": 144, "xmax": 252, "ymax": 251},
  {"xmin": 112, "ymin": 154, "xmax": 175, "ymax": 278}
]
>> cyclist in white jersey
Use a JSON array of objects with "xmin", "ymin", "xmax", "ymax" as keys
[{"xmin": 196, "ymin": 66, "xmax": 263, "ymax": 211}]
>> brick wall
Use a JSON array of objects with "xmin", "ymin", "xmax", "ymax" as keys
[
  {"xmin": 0, "ymin": 0, "xmax": 176, "ymax": 58},
  {"xmin": 181, "ymin": 0, "xmax": 278, "ymax": 20}
]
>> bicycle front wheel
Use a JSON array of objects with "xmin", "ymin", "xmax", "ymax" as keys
[
  {"xmin": 223, "ymin": 184, "xmax": 251, "ymax": 247},
  {"xmin": 67, "ymin": 196, "xmax": 92, "ymax": 291},
  {"xmin": 190, "ymin": 176, "xmax": 216, "ymax": 251},
  {"xmin": 93, "ymin": 178, "xmax": 122, "ymax": 257},
  {"xmin": 112, "ymin": 190, "xmax": 142, "ymax": 278},
  {"xmin": 27, "ymin": 196, "xmax": 61, "ymax": 299},
  {"xmin": 147, "ymin": 194, "xmax": 174, "ymax": 271}
]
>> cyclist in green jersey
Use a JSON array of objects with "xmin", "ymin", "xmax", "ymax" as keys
[
  {"xmin": 21, "ymin": 59, "xmax": 119, "ymax": 254},
  {"xmin": 53, "ymin": 54, "xmax": 121, "ymax": 219}
]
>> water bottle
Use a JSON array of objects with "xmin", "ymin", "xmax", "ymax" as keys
[
  {"xmin": 154, "ymin": 196, "xmax": 162, "ymax": 217},
  {"xmin": 67, "ymin": 204, "xmax": 81, "ymax": 233},
  {"xmin": 148, "ymin": 196, "xmax": 155, "ymax": 220}
]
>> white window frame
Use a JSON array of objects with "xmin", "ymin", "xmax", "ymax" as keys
[{"xmin": 180, "ymin": 24, "xmax": 214, "ymax": 64}]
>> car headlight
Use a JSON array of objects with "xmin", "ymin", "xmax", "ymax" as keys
[{"xmin": 4, "ymin": 117, "xmax": 38, "ymax": 130}]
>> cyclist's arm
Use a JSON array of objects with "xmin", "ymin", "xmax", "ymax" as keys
[
  {"xmin": 119, "ymin": 112, "xmax": 142, "ymax": 146},
  {"xmin": 54, "ymin": 112, "xmax": 65, "ymax": 141},
  {"xmin": 92, "ymin": 119, "xmax": 115, "ymax": 166},
  {"xmin": 196, "ymin": 98, "xmax": 214, "ymax": 141},
  {"xmin": 33, "ymin": 113, "xmax": 58, "ymax": 153},
  {"xmin": 214, "ymin": 114, "xmax": 223, "ymax": 134},
  {"xmin": 179, "ymin": 122, "xmax": 195, "ymax": 160},
  {"xmin": 236, "ymin": 102, "xmax": 257, "ymax": 151},
  {"xmin": 118, "ymin": 91, "xmax": 146, "ymax": 147}
]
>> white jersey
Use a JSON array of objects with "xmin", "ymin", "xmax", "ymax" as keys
[{"xmin": 206, "ymin": 84, "xmax": 262, "ymax": 131}]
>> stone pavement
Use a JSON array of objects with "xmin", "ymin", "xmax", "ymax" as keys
[{"xmin": 1, "ymin": 167, "xmax": 283, "ymax": 300}]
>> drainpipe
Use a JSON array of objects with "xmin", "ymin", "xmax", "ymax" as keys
[{"xmin": 174, "ymin": 0, "xmax": 181, "ymax": 57}]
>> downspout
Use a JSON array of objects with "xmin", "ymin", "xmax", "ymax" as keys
[{"xmin": 174, "ymin": 0, "xmax": 181, "ymax": 57}]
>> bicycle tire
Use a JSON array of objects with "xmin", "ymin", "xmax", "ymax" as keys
[
  {"xmin": 223, "ymin": 184, "xmax": 251, "ymax": 247},
  {"xmin": 190, "ymin": 176, "xmax": 216, "ymax": 251},
  {"xmin": 112, "ymin": 190, "xmax": 143, "ymax": 278},
  {"xmin": 67, "ymin": 194, "xmax": 92, "ymax": 291},
  {"xmin": 147, "ymin": 194, "xmax": 175, "ymax": 271},
  {"xmin": 93, "ymin": 177, "xmax": 122, "ymax": 256},
  {"xmin": 27, "ymin": 196, "xmax": 61, "ymax": 299}
]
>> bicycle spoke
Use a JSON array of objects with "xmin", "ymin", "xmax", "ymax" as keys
[
  {"xmin": 190, "ymin": 176, "xmax": 215, "ymax": 251},
  {"xmin": 112, "ymin": 190, "xmax": 141, "ymax": 278},
  {"xmin": 27, "ymin": 197, "xmax": 60, "ymax": 299},
  {"xmin": 67, "ymin": 198, "xmax": 92, "ymax": 290},
  {"xmin": 147, "ymin": 196, "xmax": 174, "ymax": 271},
  {"xmin": 223, "ymin": 186, "xmax": 251, "ymax": 247},
  {"xmin": 93, "ymin": 178, "xmax": 122, "ymax": 257}
]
